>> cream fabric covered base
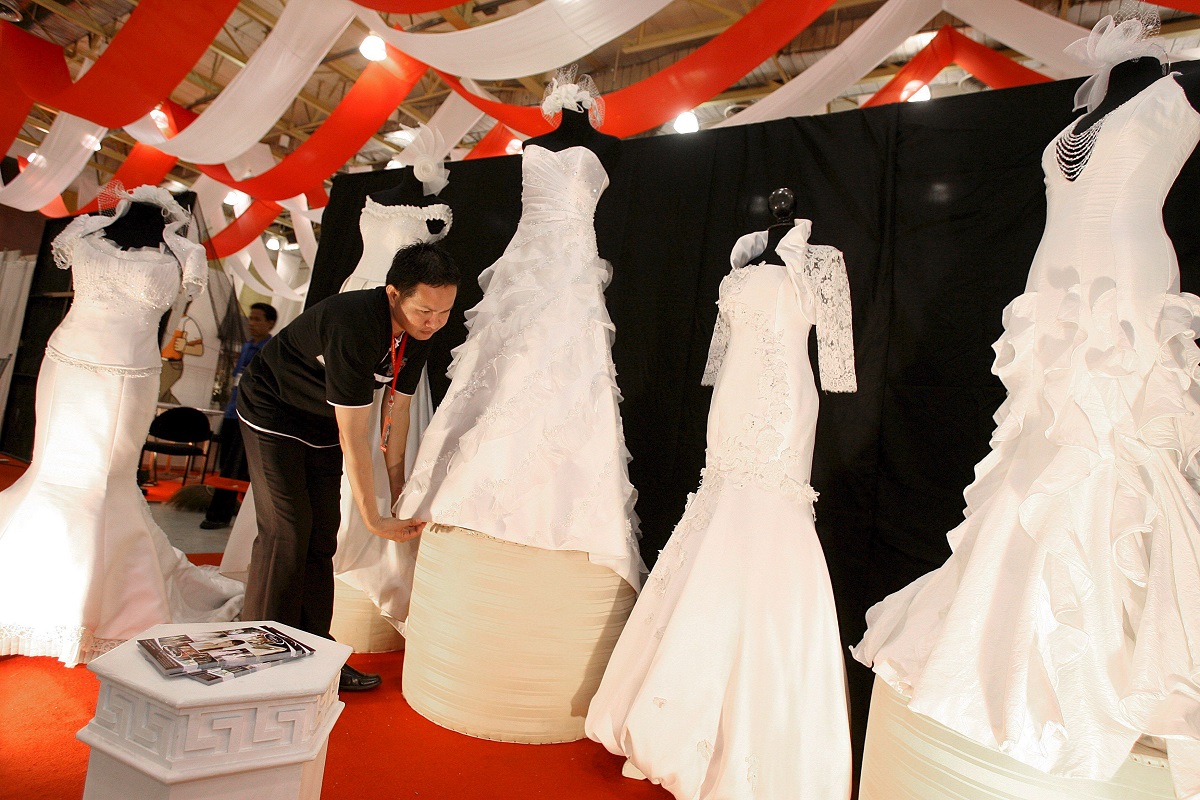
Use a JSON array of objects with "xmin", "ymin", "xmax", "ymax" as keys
[
  {"xmin": 861, "ymin": 677, "xmax": 1175, "ymax": 800},
  {"xmin": 403, "ymin": 524, "xmax": 636, "ymax": 743},
  {"xmin": 329, "ymin": 577, "xmax": 404, "ymax": 654}
]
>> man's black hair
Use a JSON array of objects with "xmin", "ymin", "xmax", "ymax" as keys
[
  {"xmin": 249, "ymin": 302, "xmax": 278, "ymax": 323},
  {"xmin": 386, "ymin": 242, "xmax": 460, "ymax": 299}
]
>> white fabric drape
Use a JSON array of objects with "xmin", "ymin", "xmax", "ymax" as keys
[
  {"xmin": 717, "ymin": 0, "xmax": 1092, "ymax": 128},
  {"xmin": 943, "ymin": 0, "xmax": 1093, "ymax": 79},
  {"xmin": 0, "ymin": 112, "xmax": 105, "ymax": 211},
  {"xmin": 420, "ymin": 91, "xmax": 486, "ymax": 161},
  {"xmin": 0, "ymin": 250, "xmax": 36, "ymax": 436},
  {"xmin": 278, "ymin": 196, "xmax": 319, "ymax": 267},
  {"xmin": 125, "ymin": 0, "xmax": 356, "ymax": 164},
  {"xmin": 357, "ymin": 0, "xmax": 673, "ymax": 81},
  {"xmin": 193, "ymin": 175, "xmax": 307, "ymax": 302}
]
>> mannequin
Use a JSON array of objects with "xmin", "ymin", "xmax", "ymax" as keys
[
  {"xmin": 1074, "ymin": 58, "xmax": 1200, "ymax": 135},
  {"xmin": 525, "ymin": 107, "xmax": 620, "ymax": 173},
  {"xmin": 101, "ymin": 199, "xmax": 169, "ymax": 249},
  {"xmin": 752, "ymin": 186, "xmax": 798, "ymax": 266}
]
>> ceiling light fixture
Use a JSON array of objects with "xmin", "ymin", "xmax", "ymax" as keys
[
  {"xmin": 265, "ymin": 237, "xmax": 281, "ymax": 251},
  {"xmin": 223, "ymin": 190, "xmax": 248, "ymax": 206},
  {"xmin": 0, "ymin": 0, "xmax": 22, "ymax": 23},
  {"xmin": 359, "ymin": 34, "xmax": 387, "ymax": 62},
  {"xmin": 672, "ymin": 110, "xmax": 700, "ymax": 134}
]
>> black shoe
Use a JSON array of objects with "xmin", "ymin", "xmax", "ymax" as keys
[
  {"xmin": 339, "ymin": 664, "xmax": 382, "ymax": 692},
  {"xmin": 199, "ymin": 519, "xmax": 231, "ymax": 530}
]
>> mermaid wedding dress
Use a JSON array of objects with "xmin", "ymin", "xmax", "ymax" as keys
[
  {"xmin": 396, "ymin": 144, "xmax": 643, "ymax": 589},
  {"xmin": 586, "ymin": 221, "xmax": 857, "ymax": 799},
  {"xmin": 853, "ymin": 73, "xmax": 1200, "ymax": 795},
  {"xmin": 0, "ymin": 187, "xmax": 243, "ymax": 666}
]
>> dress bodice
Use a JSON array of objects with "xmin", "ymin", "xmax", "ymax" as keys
[
  {"xmin": 345, "ymin": 199, "xmax": 453, "ymax": 289},
  {"xmin": 1034, "ymin": 75, "xmax": 1200, "ymax": 296},
  {"xmin": 517, "ymin": 145, "xmax": 608, "ymax": 230},
  {"xmin": 47, "ymin": 189, "xmax": 204, "ymax": 373}
]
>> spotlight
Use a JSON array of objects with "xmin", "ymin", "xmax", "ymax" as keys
[
  {"xmin": 505, "ymin": 138, "xmax": 523, "ymax": 155},
  {"xmin": 672, "ymin": 110, "xmax": 699, "ymax": 134},
  {"xmin": 0, "ymin": 0, "xmax": 22, "ymax": 23},
  {"xmin": 223, "ymin": 190, "xmax": 249, "ymax": 206},
  {"xmin": 265, "ymin": 237, "xmax": 280, "ymax": 251},
  {"xmin": 905, "ymin": 83, "xmax": 932, "ymax": 103},
  {"xmin": 359, "ymin": 34, "xmax": 387, "ymax": 62},
  {"xmin": 149, "ymin": 108, "xmax": 170, "ymax": 130}
]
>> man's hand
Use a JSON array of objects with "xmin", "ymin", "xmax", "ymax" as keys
[{"xmin": 367, "ymin": 516, "xmax": 426, "ymax": 542}]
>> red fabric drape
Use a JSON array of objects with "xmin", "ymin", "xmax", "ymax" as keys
[
  {"xmin": 463, "ymin": 123, "xmax": 518, "ymax": 160},
  {"xmin": 1158, "ymin": 1, "xmax": 1200, "ymax": 12},
  {"xmin": 0, "ymin": 1, "xmax": 238, "ymax": 129},
  {"xmin": 864, "ymin": 26, "xmax": 1049, "ymax": 107},
  {"xmin": 203, "ymin": 199, "xmax": 283, "ymax": 260},
  {"xmin": 352, "ymin": 1, "xmax": 457, "ymax": 11},
  {"xmin": 437, "ymin": 0, "xmax": 837, "ymax": 138},
  {"xmin": 180, "ymin": 47, "xmax": 426, "ymax": 204}
]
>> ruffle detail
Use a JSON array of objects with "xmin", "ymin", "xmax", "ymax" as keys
[
  {"xmin": 934, "ymin": 284, "xmax": 1200, "ymax": 771},
  {"xmin": 0, "ymin": 623, "xmax": 122, "ymax": 667}
]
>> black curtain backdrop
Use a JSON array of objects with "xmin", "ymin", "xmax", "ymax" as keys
[{"xmin": 307, "ymin": 73, "xmax": 1200, "ymax": 770}]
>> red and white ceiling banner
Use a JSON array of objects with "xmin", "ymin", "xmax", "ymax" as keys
[
  {"xmin": 418, "ymin": 90, "xmax": 487, "ymax": 161},
  {"xmin": 0, "ymin": 111, "xmax": 104, "ymax": 211},
  {"xmin": 717, "ymin": 0, "xmax": 1089, "ymax": 127},
  {"xmin": 438, "ymin": 0, "xmax": 840, "ymax": 138},
  {"xmin": 125, "ymin": 0, "xmax": 356, "ymax": 164},
  {"xmin": 357, "ymin": 0, "xmax": 673, "ymax": 81}
]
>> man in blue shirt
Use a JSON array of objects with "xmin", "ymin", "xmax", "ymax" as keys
[{"xmin": 200, "ymin": 302, "xmax": 277, "ymax": 530}]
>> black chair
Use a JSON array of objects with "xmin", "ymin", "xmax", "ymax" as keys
[{"xmin": 141, "ymin": 407, "xmax": 213, "ymax": 486}]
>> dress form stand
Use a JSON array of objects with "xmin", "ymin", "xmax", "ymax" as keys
[{"xmin": 400, "ymin": 88, "xmax": 640, "ymax": 744}]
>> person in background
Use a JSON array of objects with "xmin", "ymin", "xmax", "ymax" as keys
[{"xmin": 199, "ymin": 302, "xmax": 277, "ymax": 530}]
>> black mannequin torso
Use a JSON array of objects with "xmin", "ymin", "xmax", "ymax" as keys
[
  {"xmin": 525, "ymin": 108, "xmax": 620, "ymax": 174},
  {"xmin": 367, "ymin": 172, "xmax": 448, "ymax": 237},
  {"xmin": 752, "ymin": 187, "xmax": 798, "ymax": 266},
  {"xmin": 1073, "ymin": 57, "xmax": 1200, "ymax": 134},
  {"xmin": 101, "ymin": 200, "xmax": 167, "ymax": 249}
]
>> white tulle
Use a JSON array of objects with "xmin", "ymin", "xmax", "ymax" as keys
[
  {"xmin": 853, "ymin": 74, "xmax": 1200, "ymax": 797},
  {"xmin": 1066, "ymin": 14, "xmax": 1168, "ymax": 113},
  {"xmin": 396, "ymin": 145, "xmax": 644, "ymax": 590},
  {"xmin": 0, "ymin": 204, "xmax": 243, "ymax": 666},
  {"xmin": 586, "ymin": 223, "xmax": 855, "ymax": 800}
]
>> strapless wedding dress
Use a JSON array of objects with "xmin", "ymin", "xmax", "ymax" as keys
[{"xmin": 853, "ymin": 74, "xmax": 1200, "ymax": 796}]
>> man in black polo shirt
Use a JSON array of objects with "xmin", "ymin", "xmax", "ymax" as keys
[{"xmin": 236, "ymin": 242, "xmax": 458, "ymax": 691}]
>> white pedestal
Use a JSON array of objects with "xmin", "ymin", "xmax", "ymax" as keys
[
  {"xmin": 77, "ymin": 621, "xmax": 352, "ymax": 800},
  {"xmin": 860, "ymin": 676, "xmax": 1176, "ymax": 800}
]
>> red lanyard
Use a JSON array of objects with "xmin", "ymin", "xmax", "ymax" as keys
[{"xmin": 380, "ymin": 332, "xmax": 408, "ymax": 453}]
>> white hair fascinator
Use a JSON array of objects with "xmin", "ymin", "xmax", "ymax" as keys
[
  {"xmin": 393, "ymin": 123, "xmax": 450, "ymax": 196},
  {"xmin": 540, "ymin": 65, "xmax": 605, "ymax": 128},
  {"xmin": 1065, "ymin": 3, "xmax": 1167, "ymax": 113}
]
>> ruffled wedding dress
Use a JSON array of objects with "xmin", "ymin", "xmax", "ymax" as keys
[
  {"xmin": 853, "ymin": 73, "xmax": 1200, "ymax": 794},
  {"xmin": 0, "ymin": 187, "xmax": 243, "ymax": 666},
  {"xmin": 586, "ymin": 221, "xmax": 856, "ymax": 799},
  {"xmin": 396, "ymin": 145, "xmax": 643, "ymax": 589}
]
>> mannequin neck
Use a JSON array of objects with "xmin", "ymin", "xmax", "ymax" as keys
[
  {"xmin": 102, "ymin": 201, "xmax": 167, "ymax": 249},
  {"xmin": 755, "ymin": 223, "xmax": 792, "ymax": 266},
  {"xmin": 1074, "ymin": 57, "xmax": 1165, "ymax": 133},
  {"xmin": 525, "ymin": 108, "xmax": 620, "ymax": 168}
]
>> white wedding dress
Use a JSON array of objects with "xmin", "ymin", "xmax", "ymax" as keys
[
  {"xmin": 396, "ymin": 145, "xmax": 644, "ymax": 589},
  {"xmin": 0, "ymin": 187, "xmax": 243, "ymax": 667},
  {"xmin": 586, "ymin": 221, "xmax": 857, "ymax": 799},
  {"xmin": 220, "ymin": 200, "xmax": 449, "ymax": 634},
  {"xmin": 853, "ymin": 73, "xmax": 1200, "ymax": 795},
  {"xmin": 331, "ymin": 200, "xmax": 449, "ymax": 630}
]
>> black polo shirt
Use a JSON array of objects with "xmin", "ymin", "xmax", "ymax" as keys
[{"xmin": 236, "ymin": 287, "xmax": 431, "ymax": 448}]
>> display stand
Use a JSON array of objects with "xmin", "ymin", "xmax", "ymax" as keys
[
  {"xmin": 860, "ymin": 676, "xmax": 1175, "ymax": 800},
  {"xmin": 403, "ymin": 524, "xmax": 636, "ymax": 743},
  {"xmin": 76, "ymin": 621, "xmax": 351, "ymax": 800},
  {"xmin": 328, "ymin": 577, "xmax": 405, "ymax": 653}
]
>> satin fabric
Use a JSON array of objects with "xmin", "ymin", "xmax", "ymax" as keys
[{"xmin": 853, "ymin": 75, "xmax": 1200, "ymax": 797}]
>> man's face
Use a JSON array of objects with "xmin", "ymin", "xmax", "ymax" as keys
[
  {"xmin": 390, "ymin": 283, "xmax": 457, "ymax": 340},
  {"xmin": 247, "ymin": 308, "xmax": 274, "ymax": 341}
]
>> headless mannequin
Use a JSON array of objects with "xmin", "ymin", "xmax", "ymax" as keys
[
  {"xmin": 1073, "ymin": 57, "xmax": 1200, "ymax": 134},
  {"xmin": 101, "ymin": 200, "xmax": 168, "ymax": 250},
  {"xmin": 367, "ymin": 172, "xmax": 447, "ymax": 238},
  {"xmin": 753, "ymin": 187, "xmax": 797, "ymax": 266},
  {"xmin": 525, "ymin": 107, "xmax": 620, "ymax": 174}
]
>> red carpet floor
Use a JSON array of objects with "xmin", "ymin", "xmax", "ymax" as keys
[
  {"xmin": 0, "ymin": 461, "xmax": 671, "ymax": 799},
  {"xmin": 0, "ymin": 646, "xmax": 670, "ymax": 800}
]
